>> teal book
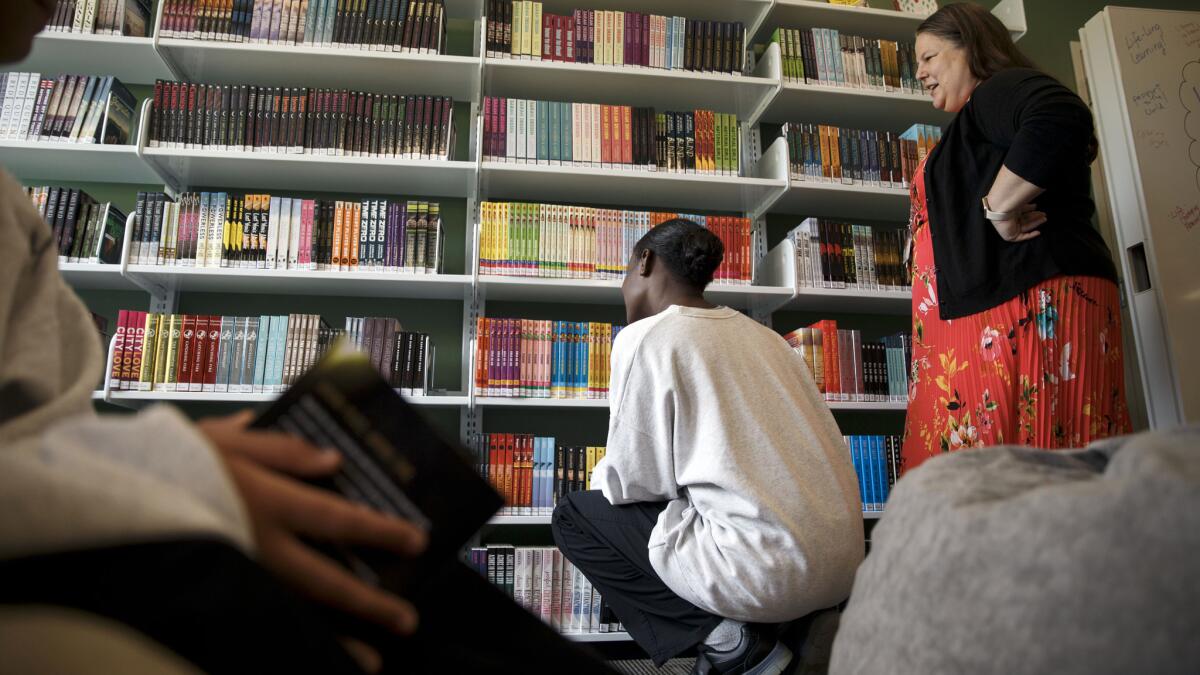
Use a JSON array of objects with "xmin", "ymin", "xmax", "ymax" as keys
[
  {"xmin": 253, "ymin": 313, "xmax": 271, "ymax": 391},
  {"xmin": 561, "ymin": 102, "xmax": 573, "ymax": 164},
  {"xmin": 537, "ymin": 100, "xmax": 549, "ymax": 164},
  {"xmin": 548, "ymin": 100, "xmax": 560, "ymax": 163}
]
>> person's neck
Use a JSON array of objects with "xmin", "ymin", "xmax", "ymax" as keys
[{"xmin": 646, "ymin": 285, "xmax": 716, "ymax": 316}]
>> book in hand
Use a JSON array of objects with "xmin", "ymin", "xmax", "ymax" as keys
[{"xmin": 251, "ymin": 338, "xmax": 503, "ymax": 595}]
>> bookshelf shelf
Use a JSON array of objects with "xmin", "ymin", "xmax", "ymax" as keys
[
  {"xmin": 526, "ymin": 0, "xmax": 771, "ymax": 28},
  {"xmin": 761, "ymin": 81, "xmax": 948, "ymax": 130},
  {"xmin": 779, "ymin": 287, "xmax": 911, "ymax": 315},
  {"xmin": 100, "ymin": 390, "xmax": 470, "ymax": 406},
  {"xmin": 139, "ymin": 148, "xmax": 478, "ymax": 197},
  {"xmin": 59, "ymin": 263, "xmax": 140, "ymax": 291},
  {"xmin": 0, "ymin": 141, "xmax": 163, "ymax": 184},
  {"xmin": 767, "ymin": 177, "xmax": 911, "ymax": 220},
  {"xmin": 488, "ymin": 511, "xmax": 884, "ymax": 526},
  {"xmin": 475, "ymin": 397, "xmax": 609, "ymax": 409},
  {"xmin": 827, "ymin": 400, "xmax": 907, "ymax": 412},
  {"xmin": 477, "ymin": 276, "xmax": 792, "ymax": 308},
  {"xmin": 569, "ymin": 632, "xmax": 633, "ymax": 643},
  {"xmin": 155, "ymin": 39, "xmax": 483, "ymax": 102},
  {"xmin": 124, "ymin": 266, "xmax": 473, "ymax": 300},
  {"xmin": 479, "ymin": 162, "xmax": 786, "ymax": 213},
  {"xmin": 483, "ymin": 58, "xmax": 777, "ymax": 121},
  {"xmin": 751, "ymin": 1, "xmax": 927, "ymax": 45},
  {"xmin": 10, "ymin": 33, "xmax": 174, "ymax": 85}
]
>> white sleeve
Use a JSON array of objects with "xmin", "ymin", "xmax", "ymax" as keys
[{"xmin": 592, "ymin": 338, "xmax": 678, "ymax": 505}]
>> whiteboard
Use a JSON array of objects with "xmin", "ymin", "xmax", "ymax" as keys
[{"xmin": 1082, "ymin": 6, "xmax": 1200, "ymax": 428}]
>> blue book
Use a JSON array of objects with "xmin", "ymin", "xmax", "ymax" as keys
[
  {"xmin": 548, "ymin": 101, "xmax": 560, "ymax": 164},
  {"xmin": 561, "ymin": 102, "xmax": 573, "ymax": 164},
  {"xmin": 552, "ymin": 321, "xmax": 563, "ymax": 396},
  {"xmin": 251, "ymin": 314, "xmax": 271, "ymax": 391},
  {"xmin": 665, "ymin": 19, "xmax": 673, "ymax": 70},
  {"xmin": 272, "ymin": 315, "xmax": 288, "ymax": 391},
  {"xmin": 848, "ymin": 437, "xmax": 862, "ymax": 512},
  {"xmin": 874, "ymin": 435, "xmax": 888, "ymax": 509},
  {"xmin": 870, "ymin": 436, "xmax": 883, "ymax": 511}
]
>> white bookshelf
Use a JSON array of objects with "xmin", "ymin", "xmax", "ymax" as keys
[
  {"xmin": 8, "ymin": 33, "xmax": 173, "ymax": 85},
  {"xmin": 483, "ymin": 58, "xmax": 777, "ymax": 121},
  {"xmin": 569, "ymin": 632, "xmax": 633, "ymax": 643},
  {"xmin": 99, "ymin": 390, "xmax": 470, "ymax": 407},
  {"xmin": 59, "ymin": 263, "xmax": 141, "ymax": 291},
  {"xmin": 140, "ymin": 147, "xmax": 479, "ymax": 197},
  {"xmin": 828, "ymin": 400, "xmax": 907, "ymax": 412},
  {"xmin": 768, "ymin": 179, "xmax": 910, "ymax": 221},
  {"xmin": 477, "ymin": 276, "xmax": 792, "ymax": 309},
  {"xmin": 749, "ymin": 0, "xmax": 1026, "ymax": 46},
  {"xmin": 523, "ymin": 0, "xmax": 771, "ymax": 28},
  {"xmin": 757, "ymin": 239, "xmax": 913, "ymax": 315},
  {"xmin": 480, "ymin": 162, "xmax": 786, "ymax": 213},
  {"xmin": 0, "ymin": 141, "xmax": 162, "ymax": 184},
  {"xmin": 125, "ymin": 266, "xmax": 473, "ymax": 300},
  {"xmin": 155, "ymin": 39, "xmax": 483, "ymax": 102},
  {"xmin": 475, "ymin": 397, "xmax": 609, "ymax": 409}
]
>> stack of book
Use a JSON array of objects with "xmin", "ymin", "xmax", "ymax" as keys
[
  {"xmin": 486, "ymin": 1, "xmax": 744, "ymax": 75},
  {"xmin": 783, "ymin": 321, "xmax": 910, "ymax": 403},
  {"xmin": 149, "ymin": 80, "xmax": 456, "ymax": 159},
  {"xmin": 785, "ymin": 218, "xmax": 910, "ymax": 291},
  {"xmin": 843, "ymin": 434, "xmax": 901, "ymax": 513},
  {"xmin": 107, "ymin": 311, "xmax": 433, "ymax": 395},
  {"xmin": 0, "ymin": 73, "xmax": 136, "ymax": 144},
  {"xmin": 25, "ymin": 186, "xmax": 127, "ymax": 264},
  {"xmin": 161, "ymin": 0, "xmax": 448, "ymax": 53},
  {"xmin": 770, "ymin": 27, "xmax": 922, "ymax": 94},
  {"xmin": 470, "ymin": 434, "xmax": 605, "ymax": 517},
  {"xmin": 483, "ymin": 97, "xmax": 739, "ymax": 175},
  {"xmin": 782, "ymin": 122, "xmax": 937, "ymax": 189},
  {"xmin": 130, "ymin": 191, "xmax": 443, "ymax": 274},
  {"xmin": 44, "ymin": 0, "xmax": 151, "ymax": 35},
  {"xmin": 479, "ymin": 202, "xmax": 753, "ymax": 284},
  {"xmin": 468, "ymin": 545, "xmax": 623, "ymax": 635},
  {"xmin": 473, "ymin": 318, "xmax": 620, "ymax": 400}
]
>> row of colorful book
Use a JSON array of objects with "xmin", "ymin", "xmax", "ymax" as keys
[
  {"xmin": 108, "ymin": 311, "xmax": 433, "ymax": 395},
  {"xmin": 130, "ymin": 192, "xmax": 443, "ymax": 273},
  {"xmin": 483, "ymin": 97, "xmax": 739, "ymax": 175},
  {"xmin": 473, "ymin": 318, "xmax": 620, "ymax": 399},
  {"xmin": 44, "ymin": 0, "xmax": 151, "ymax": 36},
  {"xmin": 844, "ymin": 434, "xmax": 901, "ymax": 513},
  {"xmin": 0, "ymin": 72, "xmax": 136, "ymax": 144},
  {"xmin": 469, "ymin": 545, "xmax": 623, "ymax": 635},
  {"xmin": 782, "ymin": 122, "xmax": 941, "ymax": 189},
  {"xmin": 470, "ymin": 434, "xmax": 604, "ymax": 516},
  {"xmin": 486, "ymin": 1, "xmax": 744, "ymax": 75},
  {"xmin": 770, "ymin": 27, "xmax": 923, "ymax": 95},
  {"xmin": 479, "ymin": 202, "xmax": 753, "ymax": 284},
  {"xmin": 25, "ymin": 186, "xmax": 127, "ymax": 265},
  {"xmin": 786, "ymin": 218, "xmax": 910, "ymax": 291},
  {"xmin": 149, "ymin": 80, "xmax": 455, "ymax": 159},
  {"xmin": 161, "ymin": 0, "xmax": 448, "ymax": 53},
  {"xmin": 784, "ymin": 321, "xmax": 910, "ymax": 403}
]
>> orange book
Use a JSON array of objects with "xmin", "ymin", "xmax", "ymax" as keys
[
  {"xmin": 600, "ymin": 105, "xmax": 611, "ymax": 166},
  {"xmin": 819, "ymin": 126, "xmax": 832, "ymax": 179},
  {"xmin": 332, "ymin": 201, "xmax": 344, "ymax": 268},
  {"xmin": 522, "ymin": 435, "xmax": 533, "ymax": 510},
  {"xmin": 502, "ymin": 433, "xmax": 514, "ymax": 506},
  {"xmin": 830, "ymin": 127, "xmax": 842, "ymax": 181},
  {"xmin": 621, "ymin": 105, "xmax": 632, "ymax": 165},
  {"xmin": 702, "ymin": 111, "xmax": 714, "ymax": 173},
  {"xmin": 821, "ymin": 319, "xmax": 841, "ymax": 397},
  {"xmin": 349, "ymin": 202, "xmax": 361, "ymax": 267}
]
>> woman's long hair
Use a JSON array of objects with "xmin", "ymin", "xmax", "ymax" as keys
[{"xmin": 918, "ymin": 3, "xmax": 1097, "ymax": 163}]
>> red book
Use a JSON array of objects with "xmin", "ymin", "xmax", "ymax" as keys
[
  {"xmin": 822, "ymin": 319, "xmax": 841, "ymax": 397},
  {"xmin": 502, "ymin": 432, "xmax": 515, "ymax": 506},
  {"xmin": 204, "ymin": 314, "xmax": 221, "ymax": 390},
  {"xmin": 542, "ymin": 13, "xmax": 553, "ymax": 60},
  {"xmin": 600, "ymin": 104, "xmax": 611, "ymax": 166},
  {"xmin": 176, "ymin": 314, "xmax": 194, "ymax": 390},
  {"xmin": 566, "ymin": 15, "xmax": 575, "ymax": 62},
  {"xmin": 127, "ymin": 311, "xmax": 147, "ymax": 391},
  {"xmin": 488, "ymin": 433, "xmax": 500, "ymax": 491},
  {"xmin": 189, "ymin": 314, "xmax": 209, "ymax": 392},
  {"xmin": 110, "ymin": 310, "xmax": 129, "ymax": 389},
  {"xmin": 522, "ymin": 435, "xmax": 533, "ymax": 510}
]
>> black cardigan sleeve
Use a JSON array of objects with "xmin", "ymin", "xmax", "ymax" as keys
[{"xmin": 969, "ymin": 68, "xmax": 1095, "ymax": 189}]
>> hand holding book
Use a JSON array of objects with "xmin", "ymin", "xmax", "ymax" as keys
[{"xmin": 198, "ymin": 409, "xmax": 428, "ymax": 636}]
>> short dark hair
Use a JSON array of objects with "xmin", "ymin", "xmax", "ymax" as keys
[
  {"xmin": 632, "ymin": 218, "xmax": 724, "ymax": 291},
  {"xmin": 917, "ymin": 2, "xmax": 1035, "ymax": 80}
]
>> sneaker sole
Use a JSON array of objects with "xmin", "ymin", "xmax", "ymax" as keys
[{"xmin": 743, "ymin": 641, "xmax": 793, "ymax": 675}]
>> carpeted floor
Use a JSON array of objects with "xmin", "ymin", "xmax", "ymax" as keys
[{"xmin": 608, "ymin": 657, "xmax": 696, "ymax": 675}]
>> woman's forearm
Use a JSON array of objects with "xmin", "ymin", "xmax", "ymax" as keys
[{"xmin": 986, "ymin": 165, "xmax": 1044, "ymax": 213}]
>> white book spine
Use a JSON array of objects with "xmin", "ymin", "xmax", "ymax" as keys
[
  {"xmin": 288, "ymin": 199, "xmax": 302, "ymax": 269},
  {"xmin": 267, "ymin": 197, "xmax": 281, "ymax": 269}
]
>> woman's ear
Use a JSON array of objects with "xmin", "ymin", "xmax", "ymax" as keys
[{"xmin": 638, "ymin": 249, "xmax": 653, "ymax": 277}]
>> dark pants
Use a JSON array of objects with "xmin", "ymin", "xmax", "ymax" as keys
[
  {"xmin": 552, "ymin": 490, "xmax": 725, "ymax": 666},
  {"xmin": 0, "ymin": 538, "xmax": 617, "ymax": 675}
]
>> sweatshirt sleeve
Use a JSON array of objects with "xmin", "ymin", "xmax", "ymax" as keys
[
  {"xmin": 591, "ymin": 334, "xmax": 679, "ymax": 505},
  {"xmin": 972, "ymin": 68, "xmax": 1095, "ymax": 188}
]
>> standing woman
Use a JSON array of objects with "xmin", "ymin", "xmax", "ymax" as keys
[{"xmin": 902, "ymin": 3, "xmax": 1130, "ymax": 472}]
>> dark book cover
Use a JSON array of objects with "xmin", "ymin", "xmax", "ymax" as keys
[
  {"xmin": 419, "ymin": 95, "xmax": 433, "ymax": 158},
  {"xmin": 98, "ymin": 202, "xmax": 127, "ymax": 264},
  {"xmin": 59, "ymin": 189, "xmax": 82, "ymax": 256}
]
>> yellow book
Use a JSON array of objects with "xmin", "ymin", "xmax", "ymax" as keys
[
  {"xmin": 138, "ymin": 312, "xmax": 159, "ymax": 390},
  {"xmin": 161, "ymin": 314, "xmax": 181, "ymax": 391},
  {"xmin": 522, "ymin": 1, "xmax": 534, "ymax": 58},
  {"xmin": 530, "ymin": 1, "xmax": 542, "ymax": 59},
  {"xmin": 614, "ymin": 11, "xmax": 624, "ymax": 66},
  {"xmin": 510, "ymin": 1, "xmax": 522, "ymax": 57},
  {"xmin": 585, "ymin": 446, "xmax": 597, "ymax": 489}
]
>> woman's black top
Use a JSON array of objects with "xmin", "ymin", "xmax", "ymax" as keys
[{"xmin": 924, "ymin": 67, "xmax": 1118, "ymax": 320}]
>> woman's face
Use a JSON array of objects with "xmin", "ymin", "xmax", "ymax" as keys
[{"xmin": 915, "ymin": 32, "xmax": 979, "ymax": 113}]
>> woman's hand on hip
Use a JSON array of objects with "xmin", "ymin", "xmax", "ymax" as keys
[{"xmin": 992, "ymin": 203, "xmax": 1047, "ymax": 243}]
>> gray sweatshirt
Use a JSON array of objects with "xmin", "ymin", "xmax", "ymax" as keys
[
  {"xmin": 591, "ymin": 305, "xmax": 864, "ymax": 622},
  {"xmin": 0, "ymin": 168, "xmax": 252, "ymax": 562}
]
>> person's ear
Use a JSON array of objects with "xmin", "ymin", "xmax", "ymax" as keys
[{"xmin": 638, "ymin": 249, "xmax": 653, "ymax": 277}]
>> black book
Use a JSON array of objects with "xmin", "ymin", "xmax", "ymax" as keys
[
  {"xmin": 683, "ymin": 19, "xmax": 694, "ymax": 71},
  {"xmin": 252, "ymin": 339, "xmax": 503, "ymax": 599}
]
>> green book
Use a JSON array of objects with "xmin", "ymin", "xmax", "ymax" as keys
[
  {"xmin": 536, "ymin": 100, "xmax": 548, "ymax": 164},
  {"xmin": 561, "ymin": 102, "xmax": 573, "ymax": 165},
  {"xmin": 549, "ymin": 100, "xmax": 560, "ymax": 164}
]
